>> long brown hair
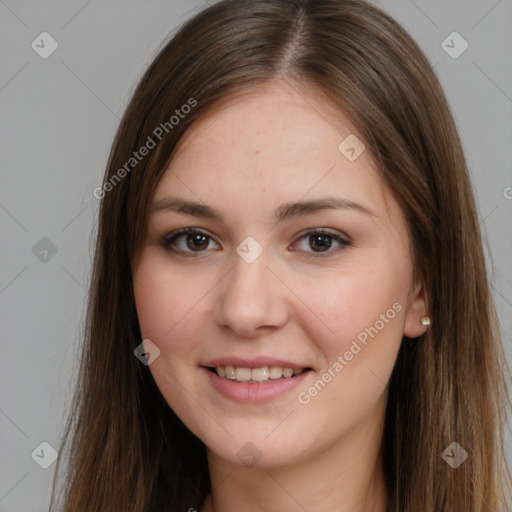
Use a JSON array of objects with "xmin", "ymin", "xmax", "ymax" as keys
[{"xmin": 49, "ymin": 0, "xmax": 512, "ymax": 510}]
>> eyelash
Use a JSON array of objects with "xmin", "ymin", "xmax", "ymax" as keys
[{"xmin": 158, "ymin": 227, "xmax": 351, "ymax": 258}]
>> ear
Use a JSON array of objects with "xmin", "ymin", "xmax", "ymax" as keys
[{"xmin": 403, "ymin": 279, "xmax": 429, "ymax": 338}]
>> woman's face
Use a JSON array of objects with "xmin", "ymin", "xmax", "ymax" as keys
[{"xmin": 133, "ymin": 81, "xmax": 427, "ymax": 468}]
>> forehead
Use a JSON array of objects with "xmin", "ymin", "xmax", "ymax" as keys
[
  {"xmin": 152, "ymin": 81, "xmax": 395, "ymax": 226},
  {"xmin": 167, "ymin": 81, "xmax": 363, "ymax": 174}
]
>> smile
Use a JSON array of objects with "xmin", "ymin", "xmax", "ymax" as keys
[{"xmin": 202, "ymin": 365, "xmax": 313, "ymax": 403}]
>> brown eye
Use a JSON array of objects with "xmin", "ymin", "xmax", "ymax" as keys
[
  {"xmin": 291, "ymin": 229, "xmax": 351, "ymax": 257},
  {"xmin": 186, "ymin": 233, "xmax": 209, "ymax": 251},
  {"xmin": 309, "ymin": 233, "xmax": 332, "ymax": 252},
  {"xmin": 161, "ymin": 228, "xmax": 220, "ymax": 255}
]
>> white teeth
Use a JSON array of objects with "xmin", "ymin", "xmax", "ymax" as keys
[
  {"xmin": 251, "ymin": 367, "xmax": 269, "ymax": 381},
  {"xmin": 225, "ymin": 365, "xmax": 236, "ymax": 379},
  {"xmin": 235, "ymin": 367, "xmax": 251, "ymax": 381},
  {"xmin": 269, "ymin": 366, "xmax": 283, "ymax": 379},
  {"xmin": 214, "ymin": 365, "xmax": 305, "ymax": 382},
  {"xmin": 282, "ymin": 368, "xmax": 294, "ymax": 378}
]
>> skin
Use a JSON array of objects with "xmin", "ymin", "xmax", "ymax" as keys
[{"xmin": 133, "ymin": 80, "xmax": 428, "ymax": 512}]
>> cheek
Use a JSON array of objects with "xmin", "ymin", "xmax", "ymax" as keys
[
  {"xmin": 133, "ymin": 269, "xmax": 174, "ymax": 342},
  {"xmin": 133, "ymin": 255, "xmax": 205, "ymax": 354},
  {"xmin": 292, "ymin": 254, "xmax": 410, "ymax": 373},
  {"xmin": 292, "ymin": 271, "xmax": 406, "ymax": 425},
  {"xmin": 308, "ymin": 274, "xmax": 403, "ymax": 341},
  {"xmin": 133, "ymin": 257, "xmax": 209, "ymax": 413}
]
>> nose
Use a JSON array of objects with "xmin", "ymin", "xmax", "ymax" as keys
[{"xmin": 213, "ymin": 250, "xmax": 290, "ymax": 338}]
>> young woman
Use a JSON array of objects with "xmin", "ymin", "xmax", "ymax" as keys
[{"xmin": 49, "ymin": 0, "xmax": 511, "ymax": 511}]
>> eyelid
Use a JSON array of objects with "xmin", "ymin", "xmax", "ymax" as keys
[
  {"xmin": 292, "ymin": 227, "xmax": 350, "ymax": 243},
  {"xmin": 163, "ymin": 226, "xmax": 214, "ymax": 241}
]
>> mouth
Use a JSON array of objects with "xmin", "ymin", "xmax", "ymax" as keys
[
  {"xmin": 202, "ymin": 364, "xmax": 313, "ymax": 403},
  {"xmin": 204, "ymin": 365, "xmax": 314, "ymax": 384},
  {"xmin": 200, "ymin": 356, "xmax": 315, "ymax": 402}
]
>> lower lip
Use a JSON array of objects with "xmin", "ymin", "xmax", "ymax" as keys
[{"xmin": 202, "ymin": 367, "xmax": 312, "ymax": 404}]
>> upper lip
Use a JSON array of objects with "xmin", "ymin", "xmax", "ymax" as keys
[{"xmin": 201, "ymin": 356, "xmax": 312, "ymax": 370}]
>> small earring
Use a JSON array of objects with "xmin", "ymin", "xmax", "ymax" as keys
[{"xmin": 420, "ymin": 316, "xmax": 431, "ymax": 326}]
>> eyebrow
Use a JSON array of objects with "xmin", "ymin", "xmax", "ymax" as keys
[{"xmin": 150, "ymin": 196, "xmax": 378, "ymax": 223}]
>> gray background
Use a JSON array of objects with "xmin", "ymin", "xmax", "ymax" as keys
[{"xmin": 0, "ymin": 0, "xmax": 511, "ymax": 510}]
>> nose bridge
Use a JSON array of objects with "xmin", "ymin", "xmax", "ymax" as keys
[{"xmin": 214, "ymin": 243, "xmax": 288, "ymax": 336}]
